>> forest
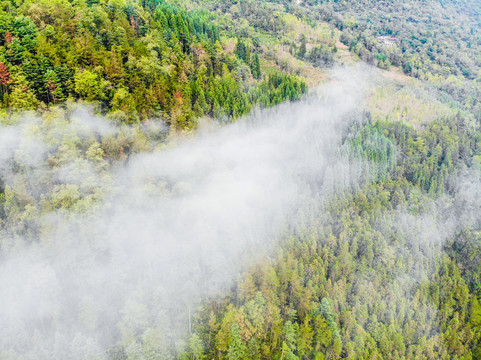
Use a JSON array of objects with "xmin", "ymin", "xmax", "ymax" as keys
[
  {"xmin": 0, "ymin": 0, "xmax": 307, "ymax": 127},
  {"xmin": 0, "ymin": 0, "xmax": 480, "ymax": 360},
  {"xmin": 284, "ymin": 0, "xmax": 481, "ymax": 118}
]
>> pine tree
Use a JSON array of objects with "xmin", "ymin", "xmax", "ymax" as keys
[
  {"xmin": 251, "ymin": 54, "xmax": 261, "ymax": 79},
  {"xmin": 235, "ymin": 38, "xmax": 247, "ymax": 62},
  {"xmin": 471, "ymin": 296, "xmax": 481, "ymax": 328},
  {"xmin": 298, "ymin": 35, "xmax": 307, "ymax": 59}
]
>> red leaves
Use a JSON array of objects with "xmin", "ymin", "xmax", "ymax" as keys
[
  {"xmin": 0, "ymin": 62, "xmax": 10, "ymax": 89},
  {"xmin": 130, "ymin": 15, "xmax": 137, "ymax": 32},
  {"xmin": 4, "ymin": 32, "xmax": 12, "ymax": 44}
]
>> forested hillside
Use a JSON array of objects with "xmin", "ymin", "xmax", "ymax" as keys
[
  {"xmin": 0, "ymin": 0, "xmax": 481, "ymax": 360},
  {"xmin": 282, "ymin": 0, "xmax": 481, "ymax": 118},
  {"xmin": 188, "ymin": 111, "xmax": 481, "ymax": 360},
  {"xmin": 0, "ymin": 0, "xmax": 307, "ymax": 127}
]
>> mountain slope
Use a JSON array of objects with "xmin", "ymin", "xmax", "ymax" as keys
[
  {"xmin": 0, "ymin": 0, "xmax": 307, "ymax": 127},
  {"xmin": 0, "ymin": 1, "xmax": 480, "ymax": 360}
]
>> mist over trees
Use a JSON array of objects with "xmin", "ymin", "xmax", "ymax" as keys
[
  {"xmin": 0, "ymin": 0, "xmax": 480, "ymax": 360},
  {"xmin": 188, "ymin": 110, "xmax": 481, "ymax": 360}
]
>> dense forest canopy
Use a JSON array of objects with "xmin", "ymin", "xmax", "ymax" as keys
[
  {"xmin": 0, "ymin": 0, "xmax": 480, "ymax": 360},
  {"xmin": 0, "ymin": 0, "xmax": 307, "ymax": 127},
  {"xmin": 283, "ymin": 0, "xmax": 481, "ymax": 118}
]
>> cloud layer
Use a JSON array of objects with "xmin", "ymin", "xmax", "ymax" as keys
[{"xmin": 0, "ymin": 66, "xmax": 375, "ymax": 359}]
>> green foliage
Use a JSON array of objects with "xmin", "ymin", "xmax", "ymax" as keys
[
  {"xmin": 74, "ymin": 69, "xmax": 111, "ymax": 102},
  {"xmin": 234, "ymin": 37, "xmax": 250, "ymax": 62},
  {"xmin": 227, "ymin": 324, "xmax": 248, "ymax": 360},
  {"xmin": 0, "ymin": 0, "xmax": 308, "ymax": 129},
  {"xmin": 190, "ymin": 113, "xmax": 481, "ymax": 360},
  {"xmin": 308, "ymin": 44, "xmax": 336, "ymax": 67},
  {"xmin": 251, "ymin": 54, "xmax": 261, "ymax": 80},
  {"xmin": 0, "ymin": 1, "xmax": 480, "ymax": 359},
  {"xmin": 255, "ymin": 73, "xmax": 307, "ymax": 107},
  {"xmin": 297, "ymin": 34, "xmax": 306, "ymax": 59},
  {"xmin": 295, "ymin": 0, "xmax": 481, "ymax": 118}
]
